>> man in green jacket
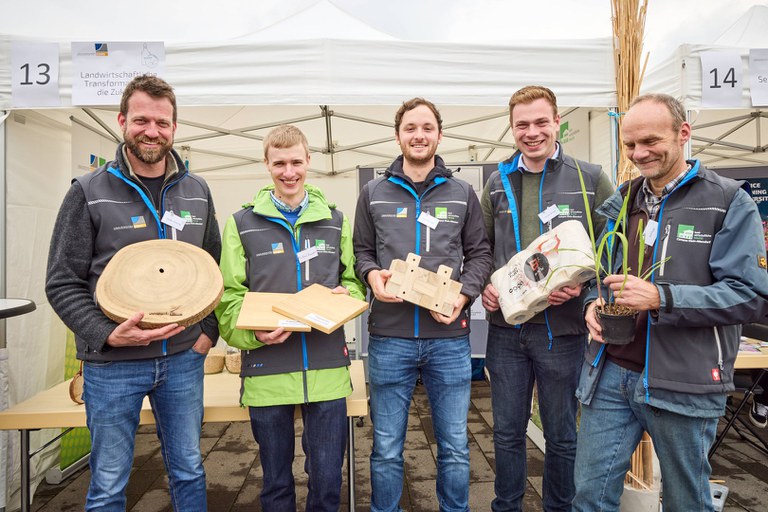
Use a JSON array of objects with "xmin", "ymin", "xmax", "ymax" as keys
[{"xmin": 216, "ymin": 125, "xmax": 365, "ymax": 511}]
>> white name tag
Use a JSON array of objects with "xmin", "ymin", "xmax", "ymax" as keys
[
  {"xmin": 643, "ymin": 220, "xmax": 658, "ymax": 246},
  {"xmin": 418, "ymin": 211, "xmax": 440, "ymax": 229},
  {"xmin": 161, "ymin": 211, "xmax": 187, "ymax": 231},
  {"xmin": 305, "ymin": 313, "xmax": 334, "ymax": 329},
  {"xmin": 278, "ymin": 319, "xmax": 310, "ymax": 329},
  {"xmin": 538, "ymin": 204, "xmax": 560, "ymax": 224},
  {"xmin": 297, "ymin": 245, "xmax": 318, "ymax": 263}
]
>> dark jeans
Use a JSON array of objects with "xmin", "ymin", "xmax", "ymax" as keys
[
  {"xmin": 485, "ymin": 323, "xmax": 584, "ymax": 512},
  {"xmin": 249, "ymin": 397, "xmax": 347, "ymax": 511}
]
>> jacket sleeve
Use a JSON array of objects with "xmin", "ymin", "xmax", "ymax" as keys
[
  {"xmin": 214, "ymin": 216, "xmax": 264, "ymax": 350},
  {"xmin": 199, "ymin": 187, "xmax": 222, "ymax": 344},
  {"xmin": 353, "ymin": 183, "xmax": 380, "ymax": 285},
  {"xmin": 340, "ymin": 214, "xmax": 366, "ymax": 300},
  {"xmin": 45, "ymin": 182, "xmax": 117, "ymax": 353},
  {"xmin": 655, "ymin": 188, "xmax": 768, "ymax": 327},
  {"xmin": 458, "ymin": 188, "xmax": 494, "ymax": 299}
]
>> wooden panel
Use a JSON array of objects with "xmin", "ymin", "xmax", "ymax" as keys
[
  {"xmin": 272, "ymin": 284, "xmax": 369, "ymax": 334},
  {"xmin": 385, "ymin": 253, "xmax": 462, "ymax": 316},
  {"xmin": 236, "ymin": 292, "xmax": 311, "ymax": 332}
]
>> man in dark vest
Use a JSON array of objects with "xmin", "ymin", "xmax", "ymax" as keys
[
  {"xmin": 46, "ymin": 75, "xmax": 221, "ymax": 511},
  {"xmin": 480, "ymin": 85, "xmax": 614, "ymax": 511},
  {"xmin": 573, "ymin": 94, "xmax": 768, "ymax": 509},
  {"xmin": 215, "ymin": 124, "xmax": 365, "ymax": 511},
  {"xmin": 354, "ymin": 98, "xmax": 492, "ymax": 511}
]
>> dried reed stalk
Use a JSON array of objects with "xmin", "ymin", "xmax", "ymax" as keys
[
  {"xmin": 613, "ymin": 0, "xmax": 654, "ymax": 491},
  {"xmin": 612, "ymin": 0, "xmax": 650, "ymax": 185}
]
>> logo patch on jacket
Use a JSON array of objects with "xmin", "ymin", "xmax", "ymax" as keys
[
  {"xmin": 676, "ymin": 224, "xmax": 712, "ymax": 244},
  {"xmin": 758, "ymin": 255, "xmax": 767, "ymax": 270},
  {"xmin": 179, "ymin": 210, "xmax": 204, "ymax": 227},
  {"xmin": 271, "ymin": 242, "xmax": 284, "ymax": 254},
  {"xmin": 396, "ymin": 207, "xmax": 408, "ymax": 218},
  {"xmin": 711, "ymin": 368, "xmax": 721, "ymax": 382},
  {"xmin": 435, "ymin": 207, "xmax": 448, "ymax": 220},
  {"xmin": 131, "ymin": 216, "xmax": 146, "ymax": 229}
]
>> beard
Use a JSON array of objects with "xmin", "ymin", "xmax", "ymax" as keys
[{"xmin": 124, "ymin": 134, "xmax": 173, "ymax": 165}]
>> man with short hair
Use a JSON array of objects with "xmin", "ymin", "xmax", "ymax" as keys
[
  {"xmin": 480, "ymin": 85, "xmax": 613, "ymax": 511},
  {"xmin": 354, "ymin": 98, "xmax": 493, "ymax": 511},
  {"xmin": 216, "ymin": 124, "xmax": 365, "ymax": 511},
  {"xmin": 573, "ymin": 94, "xmax": 768, "ymax": 510},
  {"xmin": 46, "ymin": 75, "xmax": 221, "ymax": 511}
]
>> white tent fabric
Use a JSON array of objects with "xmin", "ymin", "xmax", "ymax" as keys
[{"xmin": 642, "ymin": 5, "xmax": 768, "ymax": 167}]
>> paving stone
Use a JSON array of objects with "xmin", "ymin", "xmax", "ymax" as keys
[
  {"xmin": 468, "ymin": 439, "xmax": 495, "ymax": 482},
  {"xmin": 469, "ymin": 480, "xmax": 495, "ymax": 511},
  {"xmin": 128, "ymin": 487, "xmax": 172, "ymax": 511}
]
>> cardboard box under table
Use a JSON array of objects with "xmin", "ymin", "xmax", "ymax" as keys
[{"xmin": 0, "ymin": 359, "xmax": 367, "ymax": 512}]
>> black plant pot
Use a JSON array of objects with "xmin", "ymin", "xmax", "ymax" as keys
[{"xmin": 597, "ymin": 309, "xmax": 638, "ymax": 345}]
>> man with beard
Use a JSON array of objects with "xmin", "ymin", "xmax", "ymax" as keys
[
  {"xmin": 46, "ymin": 75, "xmax": 221, "ymax": 511},
  {"xmin": 354, "ymin": 98, "xmax": 492, "ymax": 511}
]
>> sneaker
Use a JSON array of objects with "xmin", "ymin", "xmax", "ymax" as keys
[{"xmin": 750, "ymin": 400, "xmax": 768, "ymax": 428}]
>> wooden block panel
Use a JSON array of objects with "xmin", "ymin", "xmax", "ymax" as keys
[
  {"xmin": 236, "ymin": 292, "xmax": 311, "ymax": 332},
  {"xmin": 272, "ymin": 284, "xmax": 369, "ymax": 334},
  {"xmin": 385, "ymin": 253, "xmax": 463, "ymax": 316}
]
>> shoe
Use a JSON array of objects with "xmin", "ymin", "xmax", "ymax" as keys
[{"xmin": 749, "ymin": 400, "xmax": 768, "ymax": 428}]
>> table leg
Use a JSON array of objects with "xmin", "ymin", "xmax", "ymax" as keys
[
  {"xmin": 20, "ymin": 429, "xmax": 30, "ymax": 512},
  {"xmin": 347, "ymin": 417, "xmax": 355, "ymax": 512}
]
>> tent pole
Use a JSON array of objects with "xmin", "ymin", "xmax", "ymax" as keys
[
  {"xmin": 321, "ymin": 106, "xmax": 336, "ymax": 175},
  {"xmin": 0, "ymin": 112, "xmax": 6, "ymax": 349}
]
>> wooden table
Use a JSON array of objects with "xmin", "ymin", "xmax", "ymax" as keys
[{"xmin": 0, "ymin": 359, "xmax": 368, "ymax": 512}]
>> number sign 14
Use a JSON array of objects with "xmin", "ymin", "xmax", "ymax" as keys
[{"xmin": 700, "ymin": 51, "xmax": 743, "ymax": 108}]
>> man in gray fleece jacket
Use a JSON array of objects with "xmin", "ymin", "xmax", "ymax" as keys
[{"xmin": 45, "ymin": 75, "xmax": 220, "ymax": 512}]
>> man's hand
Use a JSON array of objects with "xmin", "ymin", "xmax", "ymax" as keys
[
  {"xmin": 430, "ymin": 294, "xmax": 470, "ymax": 325},
  {"xmin": 481, "ymin": 283, "xmax": 500, "ymax": 312},
  {"xmin": 366, "ymin": 269, "xmax": 403, "ymax": 303},
  {"xmin": 548, "ymin": 284, "xmax": 583, "ymax": 306},
  {"xmin": 585, "ymin": 298, "xmax": 605, "ymax": 343},
  {"xmin": 253, "ymin": 328, "xmax": 292, "ymax": 345},
  {"xmin": 191, "ymin": 333, "xmax": 214, "ymax": 355},
  {"xmin": 331, "ymin": 286, "xmax": 349, "ymax": 295},
  {"xmin": 604, "ymin": 274, "xmax": 660, "ymax": 311},
  {"xmin": 106, "ymin": 312, "xmax": 184, "ymax": 348}
]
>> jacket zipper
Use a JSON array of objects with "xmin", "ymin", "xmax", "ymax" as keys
[
  {"xmin": 658, "ymin": 224, "xmax": 671, "ymax": 277},
  {"xmin": 712, "ymin": 326, "xmax": 724, "ymax": 371}
]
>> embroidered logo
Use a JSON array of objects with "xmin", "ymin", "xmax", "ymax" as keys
[
  {"xmin": 435, "ymin": 207, "xmax": 448, "ymax": 220},
  {"xmin": 271, "ymin": 242, "xmax": 284, "ymax": 254},
  {"xmin": 315, "ymin": 240, "xmax": 326, "ymax": 251},
  {"xmin": 758, "ymin": 255, "xmax": 767, "ymax": 270},
  {"xmin": 677, "ymin": 224, "xmax": 694, "ymax": 240},
  {"xmin": 94, "ymin": 43, "xmax": 109, "ymax": 56},
  {"xmin": 461, "ymin": 318, "xmax": 468, "ymax": 328},
  {"xmin": 711, "ymin": 368, "xmax": 721, "ymax": 382},
  {"xmin": 131, "ymin": 216, "xmax": 146, "ymax": 229},
  {"xmin": 396, "ymin": 207, "xmax": 408, "ymax": 218}
]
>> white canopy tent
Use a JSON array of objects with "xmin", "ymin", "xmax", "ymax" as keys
[
  {"xmin": 642, "ymin": 4, "xmax": 768, "ymax": 168},
  {"xmin": 0, "ymin": 0, "xmax": 617, "ymax": 507}
]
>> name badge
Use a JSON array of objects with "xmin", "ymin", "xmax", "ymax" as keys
[
  {"xmin": 297, "ymin": 245, "xmax": 318, "ymax": 263},
  {"xmin": 643, "ymin": 220, "xmax": 658, "ymax": 246},
  {"xmin": 161, "ymin": 211, "xmax": 187, "ymax": 231},
  {"xmin": 418, "ymin": 212, "xmax": 440, "ymax": 229},
  {"xmin": 538, "ymin": 204, "xmax": 560, "ymax": 224}
]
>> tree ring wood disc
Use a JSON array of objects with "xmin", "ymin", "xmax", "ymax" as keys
[{"xmin": 96, "ymin": 239, "xmax": 223, "ymax": 328}]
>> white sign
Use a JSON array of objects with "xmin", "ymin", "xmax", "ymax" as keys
[
  {"xmin": 700, "ymin": 52, "xmax": 743, "ymax": 107},
  {"xmin": 749, "ymin": 49, "xmax": 768, "ymax": 107},
  {"xmin": 11, "ymin": 42, "xmax": 60, "ymax": 107},
  {"xmin": 71, "ymin": 42, "xmax": 165, "ymax": 105}
]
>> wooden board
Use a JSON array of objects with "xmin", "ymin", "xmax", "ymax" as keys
[
  {"xmin": 272, "ymin": 284, "xmax": 368, "ymax": 334},
  {"xmin": 96, "ymin": 240, "xmax": 223, "ymax": 328},
  {"xmin": 385, "ymin": 253, "xmax": 463, "ymax": 316},
  {"xmin": 236, "ymin": 292, "xmax": 311, "ymax": 332}
]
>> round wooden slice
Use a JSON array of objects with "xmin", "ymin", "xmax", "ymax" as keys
[{"xmin": 96, "ymin": 239, "xmax": 223, "ymax": 328}]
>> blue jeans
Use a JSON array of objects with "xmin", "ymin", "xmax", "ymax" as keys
[
  {"xmin": 573, "ymin": 360, "xmax": 718, "ymax": 511},
  {"xmin": 485, "ymin": 323, "xmax": 584, "ymax": 512},
  {"xmin": 82, "ymin": 348, "xmax": 207, "ymax": 512},
  {"xmin": 249, "ymin": 397, "xmax": 347, "ymax": 511},
  {"xmin": 368, "ymin": 335, "xmax": 471, "ymax": 512}
]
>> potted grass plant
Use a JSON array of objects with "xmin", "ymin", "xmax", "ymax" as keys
[{"xmin": 574, "ymin": 164, "xmax": 667, "ymax": 345}]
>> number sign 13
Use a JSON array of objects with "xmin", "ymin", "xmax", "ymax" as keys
[
  {"xmin": 700, "ymin": 51, "xmax": 743, "ymax": 108},
  {"xmin": 11, "ymin": 42, "xmax": 61, "ymax": 108}
]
